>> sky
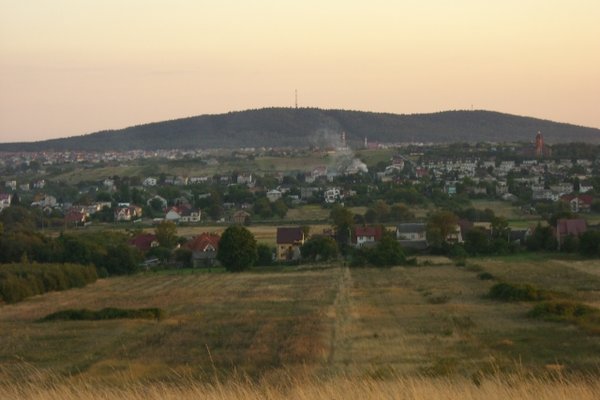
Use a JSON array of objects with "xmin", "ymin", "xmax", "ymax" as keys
[{"xmin": 1, "ymin": 0, "xmax": 599, "ymax": 142}]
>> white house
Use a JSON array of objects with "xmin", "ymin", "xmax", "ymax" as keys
[
  {"xmin": 180, "ymin": 210, "xmax": 201, "ymax": 223},
  {"xmin": 266, "ymin": 189, "xmax": 282, "ymax": 203},
  {"xmin": 324, "ymin": 188, "xmax": 341, "ymax": 203},
  {"xmin": 0, "ymin": 193, "xmax": 12, "ymax": 211},
  {"xmin": 237, "ymin": 173, "xmax": 254, "ymax": 186},
  {"xmin": 165, "ymin": 207, "xmax": 182, "ymax": 222},
  {"xmin": 143, "ymin": 177, "xmax": 157, "ymax": 187}
]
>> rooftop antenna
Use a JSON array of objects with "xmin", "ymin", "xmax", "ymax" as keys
[{"xmin": 295, "ymin": 89, "xmax": 298, "ymax": 109}]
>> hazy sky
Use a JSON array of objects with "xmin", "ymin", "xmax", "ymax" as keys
[{"xmin": 1, "ymin": 0, "xmax": 599, "ymax": 142}]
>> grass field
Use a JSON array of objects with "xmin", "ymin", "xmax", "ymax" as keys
[{"xmin": 1, "ymin": 258, "xmax": 600, "ymax": 398}]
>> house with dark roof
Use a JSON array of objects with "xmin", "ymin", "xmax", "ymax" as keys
[
  {"xmin": 128, "ymin": 233, "xmax": 159, "ymax": 253},
  {"xmin": 396, "ymin": 223, "xmax": 428, "ymax": 250},
  {"xmin": 232, "ymin": 210, "xmax": 251, "ymax": 225},
  {"xmin": 184, "ymin": 233, "xmax": 221, "ymax": 267},
  {"xmin": 353, "ymin": 226, "xmax": 383, "ymax": 248},
  {"xmin": 276, "ymin": 227, "xmax": 305, "ymax": 261},
  {"xmin": 556, "ymin": 218, "xmax": 587, "ymax": 248}
]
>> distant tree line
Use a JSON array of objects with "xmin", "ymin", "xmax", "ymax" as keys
[
  {"xmin": 0, "ymin": 263, "xmax": 97, "ymax": 304},
  {"xmin": 0, "ymin": 206, "xmax": 142, "ymax": 276}
]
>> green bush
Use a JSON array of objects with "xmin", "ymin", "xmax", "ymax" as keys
[
  {"xmin": 477, "ymin": 272, "xmax": 495, "ymax": 280},
  {"xmin": 39, "ymin": 307, "xmax": 164, "ymax": 322},
  {"xmin": 488, "ymin": 282, "xmax": 548, "ymax": 302},
  {"xmin": 528, "ymin": 301, "xmax": 596, "ymax": 320},
  {"xmin": 528, "ymin": 301, "xmax": 600, "ymax": 334}
]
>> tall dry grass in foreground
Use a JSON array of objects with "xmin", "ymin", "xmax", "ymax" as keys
[{"xmin": 1, "ymin": 375, "xmax": 599, "ymax": 400}]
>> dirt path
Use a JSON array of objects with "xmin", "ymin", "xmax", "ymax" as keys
[{"xmin": 327, "ymin": 266, "xmax": 354, "ymax": 367}]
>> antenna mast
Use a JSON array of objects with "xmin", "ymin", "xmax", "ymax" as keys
[{"xmin": 295, "ymin": 89, "xmax": 298, "ymax": 109}]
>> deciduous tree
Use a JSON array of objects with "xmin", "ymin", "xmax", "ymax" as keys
[
  {"xmin": 217, "ymin": 225, "xmax": 257, "ymax": 272},
  {"xmin": 155, "ymin": 221, "xmax": 178, "ymax": 248}
]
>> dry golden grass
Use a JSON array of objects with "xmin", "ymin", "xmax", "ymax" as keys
[
  {"xmin": 1, "ymin": 373, "xmax": 599, "ymax": 400},
  {"xmin": 2, "ymin": 259, "xmax": 600, "ymax": 394}
]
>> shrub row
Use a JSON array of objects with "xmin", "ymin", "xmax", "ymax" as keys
[
  {"xmin": 39, "ymin": 307, "xmax": 164, "ymax": 322},
  {"xmin": 528, "ymin": 301, "xmax": 600, "ymax": 334},
  {"xmin": 0, "ymin": 263, "xmax": 97, "ymax": 304},
  {"xmin": 487, "ymin": 282, "xmax": 555, "ymax": 302}
]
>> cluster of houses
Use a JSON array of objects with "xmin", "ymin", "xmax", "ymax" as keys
[{"xmin": 406, "ymin": 154, "xmax": 596, "ymax": 206}]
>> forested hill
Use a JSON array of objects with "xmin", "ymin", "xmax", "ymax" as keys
[{"xmin": 2, "ymin": 108, "xmax": 600, "ymax": 151}]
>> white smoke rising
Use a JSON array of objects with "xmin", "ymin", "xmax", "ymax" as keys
[{"xmin": 308, "ymin": 128, "xmax": 368, "ymax": 175}]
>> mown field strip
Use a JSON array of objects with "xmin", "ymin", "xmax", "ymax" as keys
[{"xmin": 1, "ymin": 261, "xmax": 600, "ymax": 385}]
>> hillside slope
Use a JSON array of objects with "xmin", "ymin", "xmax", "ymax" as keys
[{"xmin": 2, "ymin": 108, "xmax": 599, "ymax": 151}]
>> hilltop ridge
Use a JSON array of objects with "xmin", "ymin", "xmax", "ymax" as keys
[{"xmin": 1, "ymin": 108, "xmax": 599, "ymax": 152}]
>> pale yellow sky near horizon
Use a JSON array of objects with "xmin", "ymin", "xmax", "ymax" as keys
[{"xmin": 1, "ymin": 0, "xmax": 599, "ymax": 142}]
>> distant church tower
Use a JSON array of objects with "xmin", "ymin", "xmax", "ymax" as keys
[
  {"xmin": 341, "ymin": 131, "xmax": 346, "ymax": 148},
  {"xmin": 364, "ymin": 136, "xmax": 368, "ymax": 149},
  {"xmin": 535, "ymin": 131, "xmax": 544, "ymax": 158}
]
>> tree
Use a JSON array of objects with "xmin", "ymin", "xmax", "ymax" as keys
[
  {"xmin": 426, "ymin": 210, "xmax": 459, "ymax": 246},
  {"xmin": 300, "ymin": 225, "xmax": 311, "ymax": 238},
  {"xmin": 256, "ymin": 243, "xmax": 274, "ymax": 266},
  {"xmin": 149, "ymin": 198, "xmax": 164, "ymax": 212},
  {"xmin": 330, "ymin": 205, "xmax": 354, "ymax": 252},
  {"xmin": 372, "ymin": 200, "xmax": 390, "ymax": 222},
  {"xmin": 526, "ymin": 223, "xmax": 557, "ymax": 251},
  {"xmin": 491, "ymin": 216, "xmax": 510, "ymax": 239},
  {"xmin": 301, "ymin": 236, "xmax": 339, "ymax": 261},
  {"xmin": 368, "ymin": 231, "xmax": 405, "ymax": 267},
  {"xmin": 272, "ymin": 198, "xmax": 288, "ymax": 219},
  {"xmin": 0, "ymin": 206, "xmax": 36, "ymax": 232},
  {"xmin": 352, "ymin": 231, "xmax": 405, "ymax": 267},
  {"xmin": 579, "ymin": 231, "xmax": 600, "ymax": 256},
  {"xmin": 174, "ymin": 248, "xmax": 193, "ymax": 268},
  {"xmin": 364, "ymin": 208, "xmax": 377, "ymax": 224},
  {"xmin": 389, "ymin": 203, "xmax": 414, "ymax": 222},
  {"xmin": 217, "ymin": 225, "xmax": 257, "ymax": 272},
  {"xmin": 464, "ymin": 228, "xmax": 490, "ymax": 255},
  {"xmin": 102, "ymin": 243, "xmax": 141, "ymax": 275},
  {"xmin": 207, "ymin": 190, "xmax": 224, "ymax": 221},
  {"xmin": 155, "ymin": 221, "xmax": 178, "ymax": 248},
  {"xmin": 254, "ymin": 197, "xmax": 273, "ymax": 219}
]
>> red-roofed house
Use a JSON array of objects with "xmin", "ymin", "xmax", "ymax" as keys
[
  {"xmin": 184, "ymin": 233, "xmax": 221, "ymax": 267},
  {"xmin": 129, "ymin": 233, "xmax": 159, "ymax": 253},
  {"xmin": 276, "ymin": 227, "xmax": 305, "ymax": 261},
  {"xmin": 556, "ymin": 218, "xmax": 587, "ymax": 248},
  {"xmin": 353, "ymin": 226, "xmax": 383, "ymax": 248},
  {"xmin": 65, "ymin": 210, "xmax": 87, "ymax": 226},
  {"xmin": 560, "ymin": 194, "xmax": 593, "ymax": 213}
]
